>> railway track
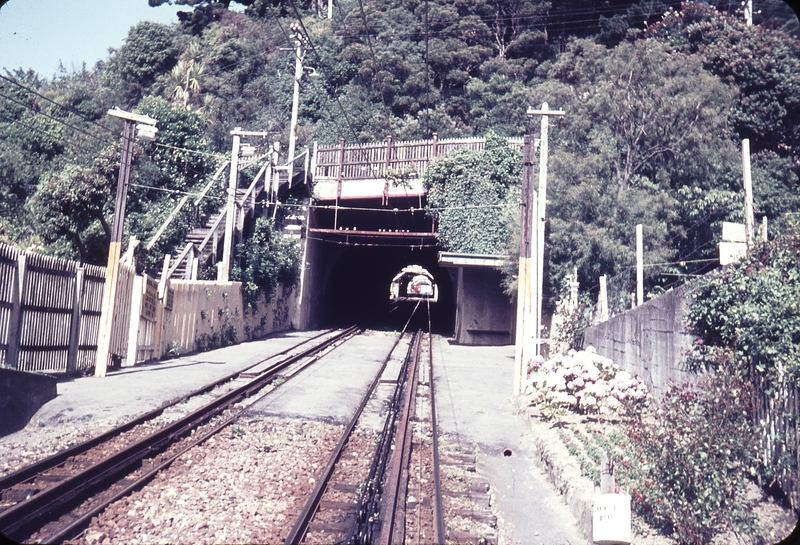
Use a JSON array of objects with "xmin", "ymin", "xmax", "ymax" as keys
[
  {"xmin": 0, "ymin": 327, "xmax": 359, "ymax": 544},
  {"xmin": 1, "ymin": 311, "xmax": 499, "ymax": 544},
  {"xmin": 287, "ymin": 304, "xmax": 446, "ymax": 544}
]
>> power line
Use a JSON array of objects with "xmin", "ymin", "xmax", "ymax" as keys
[
  {"xmin": 154, "ymin": 141, "xmax": 227, "ymax": 159},
  {"xmin": 307, "ymin": 235, "xmax": 438, "ymax": 249},
  {"xmin": 0, "ymin": 112, "xmax": 106, "ymax": 157},
  {"xmin": 356, "ymin": 0, "xmax": 392, "ymax": 136},
  {"xmin": 287, "ymin": 0, "xmax": 361, "ymax": 144},
  {"xmin": 0, "ymin": 90, "xmax": 118, "ymax": 148},
  {"xmin": 0, "ymin": 73, "xmax": 117, "ymax": 137}
]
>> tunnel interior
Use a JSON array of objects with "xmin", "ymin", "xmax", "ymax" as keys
[{"xmin": 319, "ymin": 244, "xmax": 455, "ymax": 334}]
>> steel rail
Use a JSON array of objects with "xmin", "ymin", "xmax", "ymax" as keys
[
  {"xmin": 0, "ymin": 329, "xmax": 335, "ymax": 494},
  {"xmin": 283, "ymin": 328, "xmax": 414, "ymax": 545},
  {"xmin": 0, "ymin": 327, "xmax": 358, "ymax": 542},
  {"xmin": 349, "ymin": 330, "xmax": 420, "ymax": 545},
  {"xmin": 41, "ymin": 327, "xmax": 351, "ymax": 545},
  {"xmin": 376, "ymin": 330, "xmax": 423, "ymax": 544},
  {"xmin": 428, "ymin": 329, "xmax": 446, "ymax": 544}
]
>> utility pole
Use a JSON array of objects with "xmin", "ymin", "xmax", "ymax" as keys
[
  {"xmin": 514, "ymin": 134, "xmax": 537, "ymax": 396},
  {"xmin": 636, "ymin": 224, "xmax": 644, "ymax": 307},
  {"xmin": 95, "ymin": 108, "xmax": 157, "ymax": 378},
  {"xmin": 527, "ymin": 102, "xmax": 565, "ymax": 355},
  {"xmin": 219, "ymin": 127, "xmax": 242, "ymax": 283},
  {"xmin": 287, "ymin": 30, "xmax": 305, "ymax": 184},
  {"xmin": 219, "ymin": 128, "xmax": 270, "ymax": 282},
  {"xmin": 284, "ymin": 26, "xmax": 313, "ymax": 187},
  {"xmin": 742, "ymin": 139, "xmax": 755, "ymax": 247}
]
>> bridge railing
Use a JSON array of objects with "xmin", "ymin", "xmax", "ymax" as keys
[{"xmin": 313, "ymin": 135, "xmax": 523, "ymax": 182}]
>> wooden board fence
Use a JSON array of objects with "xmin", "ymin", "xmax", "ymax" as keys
[
  {"xmin": 0, "ymin": 242, "xmax": 134, "ymax": 374},
  {"xmin": 313, "ymin": 135, "xmax": 523, "ymax": 182},
  {"xmin": 753, "ymin": 371, "xmax": 800, "ymax": 512},
  {"xmin": 0, "ymin": 244, "xmax": 20, "ymax": 367}
]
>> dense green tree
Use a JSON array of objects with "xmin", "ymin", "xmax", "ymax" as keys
[
  {"xmin": 647, "ymin": 2, "xmax": 800, "ymax": 163},
  {"xmin": 530, "ymin": 38, "xmax": 738, "ymax": 293},
  {"xmin": 101, "ymin": 22, "xmax": 181, "ymax": 105},
  {"xmin": 134, "ymin": 96, "xmax": 216, "ymax": 191},
  {"xmin": 26, "ymin": 163, "xmax": 111, "ymax": 262}
]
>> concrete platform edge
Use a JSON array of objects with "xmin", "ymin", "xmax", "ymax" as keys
[{"xmin": 521, "ymin": 403, "xmax": 595, "ymax": 543}]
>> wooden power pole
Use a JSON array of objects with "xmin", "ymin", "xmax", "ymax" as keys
[
  {"xmin": 95, "ymin": 108, "xmax": 157, "ymax": 378},
  {"xmin": 514, "ymin": 135, "xmax": 537, "ymax": 396}
]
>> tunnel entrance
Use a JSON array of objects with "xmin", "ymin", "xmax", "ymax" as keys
[{"xmin": 319, "ymin": 245, "xmax": 454, "ymax": 334}]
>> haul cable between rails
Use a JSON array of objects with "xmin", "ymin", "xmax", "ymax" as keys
[{"xmin": 286, "ymin": 302, "xmax": 445, "ymax": 544}]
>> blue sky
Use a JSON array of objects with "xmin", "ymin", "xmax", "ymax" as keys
[{"xmin": 0, "ymin": 0, "xmax": 185, "ymax": 78}]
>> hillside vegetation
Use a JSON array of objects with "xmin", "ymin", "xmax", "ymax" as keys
[{"xmin": 0, "ymin": 0, "xmax": 798, "ymax": 299}]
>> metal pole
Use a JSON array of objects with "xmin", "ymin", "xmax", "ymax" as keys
[
  {"xmin": 219, "ymin": 128, "xmax": 242, "ymax": 282},
  {"xmin": 95, "ymin": 119, "xmax": 135, "ymax": 377},
  {"xmin": 287, "ymin": 40, "xmax": 304, "ymax": 185},
  {"xmin": 636, "ymin": 224, "xmax": 644, "ymax": 307}
]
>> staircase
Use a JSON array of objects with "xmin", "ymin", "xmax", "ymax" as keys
[{"xmin": 162, "ymin": 161, "xmax": 311, "ymax": 281}]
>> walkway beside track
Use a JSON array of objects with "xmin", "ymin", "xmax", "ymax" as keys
[
  {"xmin": 3, "ymin": 331, "xmax": 325, "ymax": 441},
  {"xmin": 433, "ymin": 338, "xmax": 588, "ymax": 545}
]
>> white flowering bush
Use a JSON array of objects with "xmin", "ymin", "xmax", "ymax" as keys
[{"xmin": 525, "ymin": 347, "xmax": 649, "ymax": 415}]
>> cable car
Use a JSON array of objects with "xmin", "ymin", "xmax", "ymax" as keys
[{"xmin": 389, "ymin": 265, "xmax": 439, "ymax": 303}]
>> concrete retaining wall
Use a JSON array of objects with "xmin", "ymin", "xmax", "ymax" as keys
[
  {"xmin": 159, "ymin": 281, "xmax": 296, "ymax": 357},
  {"xmin": 0, "ymin": 368, "xmax": 57, "ymax": 435},
  {"xmin": 583, "ymin": 282, "xmax": 697, "ymax": 401}
]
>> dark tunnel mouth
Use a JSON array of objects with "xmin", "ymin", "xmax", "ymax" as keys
[{"xmin": 318, "ymin": 245, "xmax": 455, "ymax": 334}]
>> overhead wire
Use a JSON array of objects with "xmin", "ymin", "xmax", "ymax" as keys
[
  {"xmin": 0, "ymin": 73, "xmax": 117, "ymax": 137},
  {"xmin": 287, "ymin": 0, "xmax": 361, "ymax": 145},
  {"xmin": 355, "ymin": 0, "xmax": 396, "ymax": 142},
  {"xmin": 0, "ymin": 90, "xmax": 118, "ymax": 148},
  {"xmin": 0, "ymin": 112, "xmax": 107, "ymax": 158}
]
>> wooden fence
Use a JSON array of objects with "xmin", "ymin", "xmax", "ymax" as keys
[
  {"xmin": 313, "ymin": 135, "xmax": 524, "ymax": 182},
  {"xmin": 752, "ymin": 371, "xmax": 800, "ymax": 511},
  {"xmin": 0, "ymin": 242, "xmax": 133, "ymax": 374},
  {"xmin": 0, "ymin": 241, "xmax": 297, "ymax": 375}
]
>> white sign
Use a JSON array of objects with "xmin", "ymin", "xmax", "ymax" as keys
[
  {"xmin": 722, "ymin": 221, "xmax": 747, "ymax": 243},
  {"xmin": 719, "ymin": 241, "xmax": 747, "ymax": 266},
  {"xmin": 593, "ymin": 493, "xmax": 631, "ymax": 545}
]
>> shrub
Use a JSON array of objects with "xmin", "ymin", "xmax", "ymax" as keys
[
  {"xmin": 525, "ymin": 347, "xmax": 650, "ymax": 416},
  {"xmin": 620, "ymin": 363, "xmax": 761, "ymax": 544},
  {"xmin": 686, "ymin": 225, "xmax": 800, "ymax": 388},
  {"xmin": 233, "ymin": 216, "xmax": 300, "ymax": 308}
]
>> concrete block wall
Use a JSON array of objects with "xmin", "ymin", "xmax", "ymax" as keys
[
  {"xmin": 582, "ymin": 281, "xmax": 698, "ymax": 401},
  {"xmin": 159, "ymin": 281, "xmax": 296, "ymax": 357}
]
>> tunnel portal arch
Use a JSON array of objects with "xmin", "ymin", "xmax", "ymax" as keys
[{"xmin": 319, "ymin": 245, "xmax": 454, "ymax": 333}]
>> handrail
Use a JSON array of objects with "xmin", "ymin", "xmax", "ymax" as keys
[
  {"xmin": 193, "ymin": 161, "xmax": 230, "ymax": 207},
  {"xmin": 146, "ymin": 161, "xmax": 229, "ymax": 251},
  {"xmin": 238, "ymin": 160, "xmax": 271, "ymax": 210},
  {"xmin": 167, "ymin": 242, "xmax": 194, "ymax": 279},
  {"xmin": 145, "ymin": 195, "xmax": 190, "ymax": 250},
  {"xmin": 197, "ymin": 210, "xmax": 226, "ymax": 254}
]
